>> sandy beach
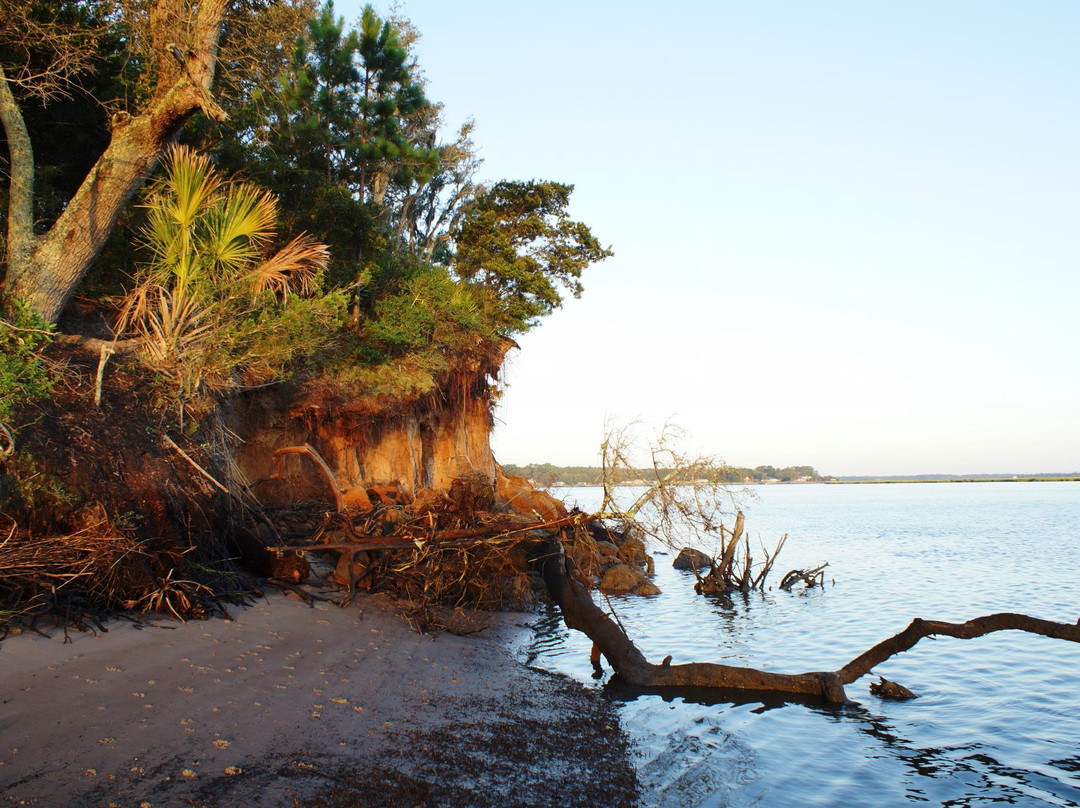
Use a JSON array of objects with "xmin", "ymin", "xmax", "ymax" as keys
[{"xmin": 0, "ymin": 591, "xmax": 637, "ymax": 807}]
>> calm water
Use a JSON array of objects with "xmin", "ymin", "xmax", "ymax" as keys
[{"xmin": 519, "ymin": 482, "xmax": 1080, "ymax": 807}]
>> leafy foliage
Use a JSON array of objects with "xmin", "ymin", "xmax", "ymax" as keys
[
  {"xmin": 0, "ymin": 300, "xmax": 55, "ymax": 424},
  {"xmin": 3, "ymin": 0, "xmax": 613, "ymax": 404},
  {"xmin": 214, "ymin": 1, "xmax": 436, "ymax": 291},
  {"xmin": 354, "ymin": 4, "xmax": 437, "ymax": 204},
  {"xmin": 452, "ymin": 181, "xmax": 613, "ymax": 333}
]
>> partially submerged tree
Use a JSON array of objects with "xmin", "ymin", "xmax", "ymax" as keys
[{"xmin": 538, "ymin": 535, "xmax": 1080, "ymax": 703}]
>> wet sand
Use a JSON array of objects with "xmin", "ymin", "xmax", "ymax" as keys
[{"xmin": 0, "ymin": 591, "xmax": 637, "ymax": 807}]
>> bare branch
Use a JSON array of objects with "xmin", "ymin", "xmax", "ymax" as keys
[
  {"xmin": 0, "ymin": 0, "xmax": 112, "ymax": 102},
  {"xmin": 837, "ymin": 613, "xmax": 1080, "ymax": 685}
]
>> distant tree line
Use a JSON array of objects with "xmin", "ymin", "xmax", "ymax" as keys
[{"xmin": 503, "ymin": 463, "xmax": 829, "ymax": 486}]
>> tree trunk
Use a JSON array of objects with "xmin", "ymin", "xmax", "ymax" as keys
[{"xmin": 1, "ymin": 0, "xmax": 228, "ymax": 324}]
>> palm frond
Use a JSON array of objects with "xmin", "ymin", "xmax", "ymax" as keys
[
  {"xmin": 249, "ymin": 234, "xmax": 329, "ymax": 299},
  {"xmin": 205, "ymin": 183, "xmax": 278, "ymax": 276},
  {"xmin": 163, "ymin": 145, "xmax": 221, "ymax": 233},
  {"xmin": 122, "ymin": 145, "xmax": 332, "ymax": 404}
]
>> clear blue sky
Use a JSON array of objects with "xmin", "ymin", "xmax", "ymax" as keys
[{"xmin": 339, "ymin": 1, "xmax": 1079, "ymax": 475}]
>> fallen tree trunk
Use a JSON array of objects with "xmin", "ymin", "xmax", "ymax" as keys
[
  {"xmin": 537, "ymin": 538, "xmax": 1080, "ymax": 704},
  {"xmin": 538, "ymin": 539, "xmax": 847, "ymax": 702}
]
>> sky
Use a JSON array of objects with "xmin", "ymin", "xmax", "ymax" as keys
[{"xmin": 337, "ymin": 0, "xmax": 1079, "ymax": 476}]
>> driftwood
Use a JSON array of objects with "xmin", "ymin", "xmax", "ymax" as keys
[
  {"xmin": 538, "ymin": 538, "xmax": 1080, "ymax": 703},
  {"xmin": 779, "ymin": 563, "xmax": 827, "ymax": 591},
  {"xmin": 694, "ymin": 516, "xmax": 788, "ymax": 595},
  {"xmin": 869, "ymin": 677, "xmax": 916, "ymax": 700},
  {"xmin": 836, "ymin": 613, "xmax": 1080, "ymax": 685}
]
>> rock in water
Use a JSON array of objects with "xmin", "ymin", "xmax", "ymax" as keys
[
  {"xmin": 599, "ymin": 563, "xmax": 661, "ymax": 596},
  {"xmin": 673, "ymin": 547, "xmax": 713, "ymax": 571}
]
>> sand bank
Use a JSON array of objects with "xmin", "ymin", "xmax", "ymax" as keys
[{"xmin": 0, "ymin": 591, "xmax": 636, "ymax": 807}]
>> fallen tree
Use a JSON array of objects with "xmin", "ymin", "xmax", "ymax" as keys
[{"xmin": 536, "ymin": 535, "xmax": 1080, "ymax": 703}]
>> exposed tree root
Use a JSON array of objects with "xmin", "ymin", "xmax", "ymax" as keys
[
  {"xmin": 537, "ymin": 538, "xmax": 1080, "ymax": 703},
  {"xmin": 271, "ymin": 444, "xmax": 345, "ymax": 513}
]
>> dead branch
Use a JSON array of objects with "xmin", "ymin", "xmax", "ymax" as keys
[
  {"xmin": 163, "ymin": 434, "xmax": 229, "ymax": 494},
  {"xmin": 271, "ymin": 444, "xmax": 344, "ymax": 512},
  {"xmin": 752, "ymin": 533, "xmax": 786, "ymax": 589},
  {"xmin": 780, "ymin": 563, "xmax": 828, "ymax": 591},
  {"xmin": 837, "ymin": 613, "xmax": 1080, "ymax": 685},
  {"xmin": 93, "ymin": 342, "xmax": 115, "ymax": 407},
  {"xmin": 694, "ymin": 518, "xmax": 789, "ymax": 596}
]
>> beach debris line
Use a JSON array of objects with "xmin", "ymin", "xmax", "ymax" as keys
[{"xmin": 245, "ymin": 460, "xmax": 661, "ymax": 630}]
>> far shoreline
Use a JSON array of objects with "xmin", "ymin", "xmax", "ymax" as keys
[
  {"xmin": 549, "ymin": 476, "xmax": 1080, "ymax": 487},
  {"xmin": 823, "ymin": 476, "xmax": 1080, "ymax": 484}
]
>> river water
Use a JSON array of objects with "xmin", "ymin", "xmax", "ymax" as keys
[{"xmin": 518, "ymin": 482, "xmax": 1080, "ymax": 807}]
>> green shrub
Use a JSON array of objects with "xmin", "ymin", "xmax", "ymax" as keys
[{"xmin": 0, "ymin": 300, "xmax": 56, "ymax": 424}]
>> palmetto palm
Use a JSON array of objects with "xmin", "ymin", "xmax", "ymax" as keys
[{"xmin": 117, "ymin": 146, "xmax": 329, "ymax": 400}]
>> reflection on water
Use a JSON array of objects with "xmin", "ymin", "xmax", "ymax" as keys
[{"xmin": 519, "ymin": 482, "xmax": 1080, "ymax": 807}]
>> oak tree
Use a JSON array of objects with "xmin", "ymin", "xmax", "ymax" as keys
[
  {"xmin": 451, "ymin": 180, "xmax": 612, "ymax": 333},
  {"xmin": 0, "ymin": 0, "xmax": 231, "ymax": 323}
]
